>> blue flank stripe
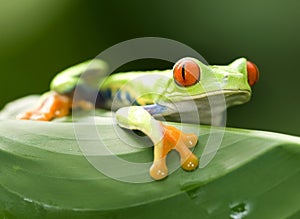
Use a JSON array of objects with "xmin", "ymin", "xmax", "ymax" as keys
[
  {"xmin": 143, "ymin": 104, "xmax": 167, "ymax": 116},
  {"xmin": 106, "ymin": 89, "xmax": 112, "ymax": 99},
  {"xmin": 126, "ymin": 91, "xmax": 131, "ymax": 103},
  {"xmin": 100, "ymin": 88, "xmax": 137, "ymax": 105},
  {"xmin": 133, "ymin": 100, "xmax": 140, "ymax": 106},
  {"xmin": 101, "ymin": 89, "xmax": 112, "ymax": 101},
  {"xmin": 100, "ymin": 89, "xmax": 167, "ymax": 116},
  {"xmin": 116, "ymin": 91, "xmax": 122, "ymax": 101}
]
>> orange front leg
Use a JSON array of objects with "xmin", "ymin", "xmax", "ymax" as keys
[{"xmin": 116, "ymin": 106, "xmax": 199, "ymax": 180}]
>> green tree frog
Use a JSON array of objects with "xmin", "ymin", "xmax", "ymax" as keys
[{"xmin": 17, "ymin": 57, "xmax": 259, "ymax": 180}]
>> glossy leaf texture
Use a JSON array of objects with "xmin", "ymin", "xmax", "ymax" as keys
[{"xmin": 0, "ymin": 96, "xmax": 300, "ymax": 219}]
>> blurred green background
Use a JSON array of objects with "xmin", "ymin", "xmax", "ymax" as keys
[{"xmin": 0, "ymin": 0, "xmax": 299, "ymax": 136}]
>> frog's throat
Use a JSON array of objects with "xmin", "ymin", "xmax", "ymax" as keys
[{"xmin": 157, "ymin": 90, "xmax": 251, "ymax": 124}]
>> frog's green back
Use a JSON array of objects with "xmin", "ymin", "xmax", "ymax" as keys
[
  {"xmin": 50, "ymin": 59, "xmax": 108, "ymax": 94},
  {"xmin": 100, "ymin": 70, "xmax": 172, "ymax": 108}
]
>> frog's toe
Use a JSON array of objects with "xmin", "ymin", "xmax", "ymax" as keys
[
  {"xmin": 17, "ymin": 110, "xmax": 53, "ymax": 121},
  {"xmin": 30, "ymin": 112, "xmax": 54, "ymax": 121},
  {"xmin": 182, "ymin": 133, "xmax": 198, "ymax": 148},
  {"xmin": 150, "ymin": 159, "xmax": 168, "ymax": 180},
  {"xmin": 16, "ymin": 111, "xmax": 32, "ymax": 120},
  {"xmin": 179, "ymin": 150, "xmax": 199, "ymax": 171}
]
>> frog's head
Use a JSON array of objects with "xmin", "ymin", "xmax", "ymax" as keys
[
  {"xmin": 163, "ymin": 57, "xmax": 259, "ymax": 107},
  {"xmin": 160, "ymin": 57, "xmax": 259, "ymax": 123}
]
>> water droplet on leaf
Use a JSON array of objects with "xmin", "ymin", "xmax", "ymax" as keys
[{"xmin": 230, "ymin": 202, "xmax": 250, "ymax": 219}]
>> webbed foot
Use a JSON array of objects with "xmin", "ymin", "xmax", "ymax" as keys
[{"xmin": 150, "ymin": 124, "xmax": 199, "ymax": 180}]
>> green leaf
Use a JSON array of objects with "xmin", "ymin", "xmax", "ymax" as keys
[{"xmin": 1, "ymin": 96, "xmax": 300, "ymax": 219}]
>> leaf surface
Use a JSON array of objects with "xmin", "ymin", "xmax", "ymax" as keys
[{"xmin": 0, "ymin": 96, "xmax": 300, "ymax": 218}]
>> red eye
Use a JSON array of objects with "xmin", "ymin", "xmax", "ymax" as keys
[
  {"xmin": 247, "ymin": 61, "xmax": 259, "ymax": 86},
  {"xmin": 173, "ymin": 58, "xmax": 201, "ymax": 87}
]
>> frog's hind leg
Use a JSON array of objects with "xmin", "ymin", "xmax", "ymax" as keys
[
  {"xmin": 17, "ymin": 92, "xmax": 73, "ymax": 121},
  {"xmin": 116, "ymin": 106, "xmax": 199, "ymax": 180},
  {"xmin": 17, "ymin": 91, "xmax": 94, "ymax": 121}
]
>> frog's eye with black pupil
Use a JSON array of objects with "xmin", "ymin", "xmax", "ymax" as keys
[
  {"xmin": 247, "ymin": 61, "xmax": 259, "ymax": 86},
  {"xmin": 173, "ymin": 58, "xmax": 200, "ymax": 87}
]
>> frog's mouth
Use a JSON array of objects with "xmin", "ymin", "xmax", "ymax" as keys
[
  {"xmin": 161, "ymin": 89, "xmax": 251, "ymax": 107},
  {"xmin": 157, "ymin": 90, "xmax": 251, "ymax": 124},
  {"xmin": 191, "ymin": 89, "xmax": 251, "ymax": 108}
]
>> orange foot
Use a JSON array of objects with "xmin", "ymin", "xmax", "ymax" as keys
[
  {"xmin": 16, "ymin": 92, "xmax": 72, "ymax": 121},
  {"xmin": 150, "ymin": 124, "xmax": 199, "ymax": 180}
]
